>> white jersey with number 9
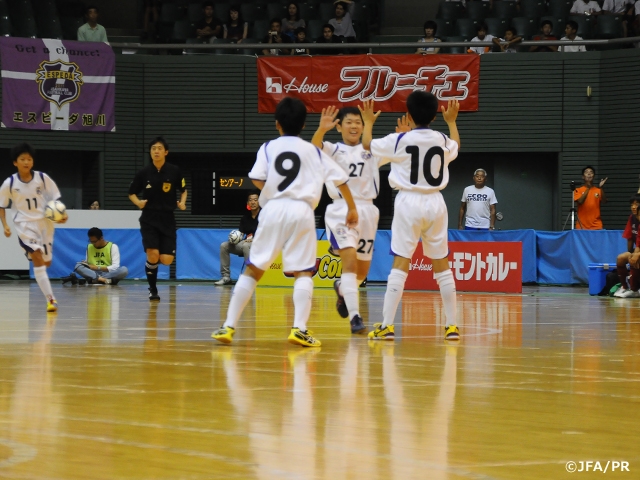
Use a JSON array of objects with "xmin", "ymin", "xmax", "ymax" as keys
[
  {"xmin": 371, "ymin": 128, "xmax": 459, "ymax": 194},
  {"xmin": 249, "ymin": 136, "xmax": 349, "ymax": 208}
]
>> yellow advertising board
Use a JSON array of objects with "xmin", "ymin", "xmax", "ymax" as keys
[{"xmin": 260, "ymin": 240, "xmax": 341, "ymax": 288}]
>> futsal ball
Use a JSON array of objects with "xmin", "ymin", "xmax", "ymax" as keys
[
  {"xmin": 45, "ymin": 200, "xmax": 67, "ymax": 222},
  {"xmin": 228, "ymin": 230, "xmax": 243, "ymax": 245}
]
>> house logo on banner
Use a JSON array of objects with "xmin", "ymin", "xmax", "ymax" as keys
[
  {"xmin": 35, "ymin": 60, "xmax": 84, "ymax": 109},
  {"xmin": 257, "ymin": 54, "xmax": 480, "ymax": 113}
]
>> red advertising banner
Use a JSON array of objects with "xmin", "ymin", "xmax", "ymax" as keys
[
  {"xmin": 406, "ymin": 242, "xmax": 522, "ymax": 293},
  {"xmin": 257, "ymin": 54, "xmax": 479, "ymax": 113}
]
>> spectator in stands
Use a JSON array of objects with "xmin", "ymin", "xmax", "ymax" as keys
[
  {"xmin": 468, "ymin": 24, "xmax": 494, "ymax": 54},
  {"xmin": 196, "ymin": 1, "xmax": 223, "ymax": 42},
  {"xmin": 570, "ymin": 0, "xmax": 602, "ymax": 15},
  {"xmin": 574, "ymin": 166, "xmax": 607, "ymax": 229},
  {"xmin": 602, "ymin": 0, "xmax": 635, "ymax": 37},
  {"xmin": 613, "ymin": 195, "xmax": 640, "ymax": 297},
  {"xmin": 262, "ymin": 19, "xmax": 292, "ymax": 55},
  {"xmin": 558, "ymin": 20, "xmax": 587, "ymax": 51},
  {"xmin": 143, "ymin": 0, "xmax": 160, "ymax": 40},
  {"xmin": 416, "ymin": 20, "xmax": 441, "ymax": 54},
  {"xmin": 329, "ymin": 1, "xmax": 357, "ymax": 41},
  {"xmin": 282, "ymin": 3, "xmax": 306, "ymax": 41},
  {"xmin": 492, "ymin": 27, "xmax": 522, "ymax": 52},
  {"xmin": 61, "ymin": 228, "xmax": 129, "ymax": 286},
  {"xmin": 291, "ymin": 27, "xmax": 310, "ymax": 55},
  {"xmin": 77, "ymin": 5, "xmax": 108, "ymax": 43},
  {"xmin": 458, "ymin": 169, "xmax": 498, "ymax": 230},
  {"xmin": 314, "ymin": 24, "xmax": 342, "ymax": 55},
  {"xmin": 90, "ymin": 200, "xmax": 100, "ymax": 210},
  {"xmin": 215, "ymin": 191, "xmax": 261, "ymax": 286},
  {"xmin": 223, "ymin": 5, "xmax": 248, "ymax": 43},
  {"xmin": 530, "ymin": 20, "xmax": 558, "ymax": 52}
]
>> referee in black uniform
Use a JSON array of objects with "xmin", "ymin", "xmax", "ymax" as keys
[{"xmin": 128, "ymin": 137, "xmax": 187, "ymax": 300}]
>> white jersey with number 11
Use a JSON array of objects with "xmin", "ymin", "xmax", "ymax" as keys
[{"xmin": 371, "ymin": 128, "xmax": 459, "ymax": 194}]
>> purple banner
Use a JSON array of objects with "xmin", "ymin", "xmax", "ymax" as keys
[{"xmin": 0, "ymin": 37, "xmax": 115, "ymax": 132}]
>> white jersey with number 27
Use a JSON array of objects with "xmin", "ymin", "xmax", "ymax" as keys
[
  {"xmin": 250, "ymin": 136, "xmax": 349, "ymax": 208},
  {"xmin": 370, "ymin": 128, "xmax": 459, "ymax": 194}
]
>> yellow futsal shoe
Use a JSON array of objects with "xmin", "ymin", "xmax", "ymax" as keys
[
  {"xmin": 46, "ymin": 299, "xmax": 58, "ymax": 313},
  {"xmin": 211, "ymin": 326, "xmax": 235, "ymax": 344},
  {"xmin": 287, "ymin": 328, "xmax": 322, "ymax": 347},
  {"xmin": 444, "ymin": 325, "xmax": 460, "ymax": 341},
  {"xmin": 368, "ymin": 323, "xmax": 395, "ymax": 340}
]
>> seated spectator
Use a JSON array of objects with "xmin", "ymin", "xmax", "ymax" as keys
[
  {"xmin": 61, "ymin": 227, "xmax": 129, "ymax": 285},
  {"xmin": 416, "ymin": 20, "xmax": 441, "ymax": 54},
  {"xmin": 196, "ymin": 1, "xmax": 223, "ymax": 42},
  {"xmin": 468, "ymin": 24, "xmax": 494, "ymax": 54},
  {"xmin": 530, "ymin": 20, "xmax": 558, "ymax": 52},
  {"xmin": 282, "ymin": 3, "xmax": 306, "ymax": 41},
  {"xmin": 602, "ymin": 0, "xmax": 635, "ymax": 37},
  {"xmin": 558, "ymin": 20, "xmax": 587, "ymax": 51},
  {"xmin": 570, "ymin": 0, "xmax": 602, "ymax": 15},
  {"xmin": 314, "ymin": 24, "xmax": 342, "ymax": 54},
  {"xmin": 215, "ymin": 191, "xmax": 261, "ymax": 286},
  {"xmin": 223, "ymin": 5, "xmax": 248, "ymax": 43},
  {"xmin": 492, "ymin": 27, "xmax": 522, "ymax": 52},
  {"xmin": 262, "ymin": 19, "xmax": 292, "ymax": 55},
  {"xmin": 77, "ymin": 5, "xmax": 108, "ymax": 42},
  {"xmin": 291, "ymin": 27, "xmax": 310, "ymax": 55},
  {"xmin": 90, "ymin": 200, "xmax": 100, "ymax": 210},
  {"xmin": 613, "ymin": 195, "xmax": 640, "ymax": 297},
  {"xmin": 329, "ymin": 1, "xmax": 357, "ymax": 41}
]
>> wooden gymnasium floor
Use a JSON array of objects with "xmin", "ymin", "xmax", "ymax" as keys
[{"xmin": 0, "ymin": 280, "xmax": 639, "ymax": 480}]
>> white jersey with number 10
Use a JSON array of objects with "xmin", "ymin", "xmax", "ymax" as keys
[
  {"xmin": 370, "ymin": 128, "xmax": 459, "ymax": 194},
  {"xmin": 249, "ymin": 136, "xmax": 349, "ymax": 208}
]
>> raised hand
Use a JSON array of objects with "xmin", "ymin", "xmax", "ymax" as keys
[
  {"xmin": 441, "ymin": 99, "xmax": 460, "ymax": 124},
  {"xmin": 396, "ymin": 114, "xmax": 411, "ymax": 133},
  {"xmin": 318, "ymin": 106, "xmax": 340, "ymax": 132},
  {"xmin": 358, "ymin": 99, "xmax": 381, "ymax": 125},
  {"xmin": 599, "ymin": 177, "xmax": 608, "ymax": 188}
]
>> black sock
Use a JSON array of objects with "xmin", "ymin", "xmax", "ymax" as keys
[{"xmin": 146, "ymin": 261, "xmax": 159, "ymax": 291}]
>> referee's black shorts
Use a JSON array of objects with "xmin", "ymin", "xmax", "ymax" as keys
[{"xmin": 139, "ymin": 210, "xmax": 177, "ymax": 255}]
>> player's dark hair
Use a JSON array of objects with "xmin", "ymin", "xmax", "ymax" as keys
[
  {"xmin": 323, "ymin": 23, "xmax": 334, "ymax": 33},
  {"xmin": 423, "ymin": 20, "xmax": 438, "ymax": 34},
  {"xmin": 148, "ymin": 136, "xmax": 169, "ymax": 151},
  {"xmin": 629, "ymin": 195, "xmax": 640, "ymax": 204},
  {"xmin": 566, "ymin": 20, "xmax": 578, "ymax": 32},
  {"xmin": 335, "ymin": 1, "xmax": 349, "ymax": 13},
  {"xmin": 505, "ymin": 27, "xmax": 517, "ymax": 36},
  {"xmin": 88, "ymin": 227, "xmax": 103, "ymax": 239},
  {"xmin": 287, "ymin": 3, "xmax": 300, "ymax": 21},
  {"xmin": 477, "ymin": 23, "xmax": 487, "ymax": 33},
  {"xmin": 337, "ymin": 107, "xmax": 363, "ymax": 124},
  {"xmin": 294, "ymin": 26, "xmax": 306, "ymax": 35},
  {"xmin": 540, "ymin": 20, "xmax": 553, "ymax": 29},
  {"xmin": 582, "ymin": 165, "xmax": 595, "ymax": 175},
  {"xmin": 247, "ymin": 189, "xmax": 261, "ymax": 200},
  {"xmin": 11, "ymin": 143, "xmax": 35, "ymax": 162},
  {"xmin": 270, "ymin": 18, "xmax": 282, "ymax": 28},
  {"xmin": 275, "ymin": 97, "xmax": 307, "ymax": 136},
  {"xmin": 202, "ymin": 0, "xmax": 214, "ymax": 9},
  {"xmin": 406, "ymin": 91, "xmax": 439, "ymax": 126},
  {"xmin": 86, "ymin": 5, "xmax": 98, "ymax": 14}
]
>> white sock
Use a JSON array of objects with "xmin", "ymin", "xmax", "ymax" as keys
[
  {"xmin": 293, "ymin": 276, "xmax": 314, "ymax": 331},
  {"xmin": 434, "ymin": 269, "xmax": 457, "ymax": 328},
  {"xmin": 382, "ymin": 269, "xmax": 408, "ymax": 327},
  {"xmin": 340, "ymin": 272, "xmax": 359, "ymax": 318},
  {"xmin": 34, "ymin": 265, "xmax": 54, "ymax": 302},
  {"xmin": 223, "ymin": 275, "xmax": 257, "ymax": 328}
]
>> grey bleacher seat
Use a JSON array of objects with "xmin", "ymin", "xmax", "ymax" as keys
[
  {"xmin": 437, "ymin": 1, "xmax": 463, "ymax": 21},
  {"xmin": 434, "ymin": 18, "xmax": 455, "ymax": 38},
  {"xmin": 14, "ymin": 16, "xmax": 38, "ymax": 38},
  {"xmin": 568, "ymin": 14, "xmax": 595, "ymax": 39},
  {"xmin": 298, "ymin": 3, "xmax": 317, "ymax": 23},
  {"xmin": 466, "ymin": 1, "xmax": 490, "ymax": 21},
  {"xmin": 238, "ymin": 37, "xmax": 260, "ymax": 55},
  {"xmin": 250, "ymin": 18, "xmax": 270, "ymax": 39},
  {"xmin": 214, "ymin": 3, "xmax": 230, "ymax": 22},
  {"xmin": 456, "ymin": 18, "xmax": 480, "ymax": 40},
  {"xmin": 173, "ymin": 19, "xmax": 195, "ymax": 41},
  {"xmin": 491, "ymin": 1, "xmax": 518, "ymax": 21},
  {"xmin": 60, "ymin": 16, "xmax": 83, "ymax": 40},
  {"xmin": 548, "ymin": 0, "xmax": 573, "ymax": 18},
  {"xmin": 595, "ymin": 14, "xmax": 623, "ymax": 39},
  {"xmin": 520, "ymin": 0, "xmax": 547, "ymax": 19},
  {"xmin": 36, "ymin": 16, "xmax": 63, "ymax": 39},
  {"xmin": 240, "ymin": 3, "xmax": 267, "ymax": 23},
  {"xmin": 188, "ymin": 3, "xmax": 204, "ymax": 23},
  {"xmin": 306, "ymin": 18, "xmax": 324, "ymax": 40},
  {"xmin": 370, "ymin": 35, "xmax": 416, "ymax": 54},
  {"xmin": 485, "ymin": 17, "xmax": 508, "ymax": 38},
  {"xmin": 510, "ymin": 17, "xmax": 538, "ymax": 39},
  {"xmin": 267, "ymin": 2, "xmax": 285, "ymax": 20},
  {"xmin": 443, "ymin": 35, "xmax": 468, "ymax": 53},
  {"xmin": 0, "ymin": 15, "xmax": 11, "ymax": 36},
  {"xmin": 160, "ymin": 2, "xmax": 181, "ymax": 22},
  {"xmin": 318, "ymin": 2, "xmax": 334, "ymax": 22}
]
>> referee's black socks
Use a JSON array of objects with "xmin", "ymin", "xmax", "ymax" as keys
[{"xmin": 146, "ymin": 261, "xmax": 159, "ymax": 291}]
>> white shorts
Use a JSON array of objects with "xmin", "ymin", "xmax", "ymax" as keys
[
  {"xmin": 248, "ymin": 198, "xmax": 317, "ymax": 272},
  {"xmin": 391, "ymin": 191, "xmax": 448, "ymax": 260},
  {"xmin": 325, "ymin": 200, "xmax": 379, "ymax": 261},
  {"xmin": 14, "ymin": 218, "xmax": 55, "ymax": 262}
]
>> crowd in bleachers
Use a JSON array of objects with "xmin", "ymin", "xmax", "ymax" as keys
[{"xmin": 430, "ymin": 0, "xmax": 639, "ymax": 53}]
